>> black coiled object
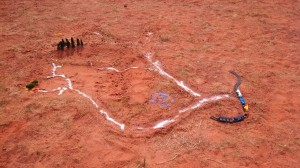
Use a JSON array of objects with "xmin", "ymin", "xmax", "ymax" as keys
[
  {"xmin": 210, "ymin": 114, "xmax": 245, "ymax": 123},
  {"xmin": 210, "ymin": 71, "xmax": 248, "ymax": 123},
  {"xmin": 57, "ymin": 37, "xmax": 83, "ymax": 50}
]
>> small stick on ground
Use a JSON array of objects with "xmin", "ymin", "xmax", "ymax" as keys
[
  {"xmin": 204, "ymin": 158, "xmax": 225, "ymax": 165},
  {"xmin": 137, "ymin": 157, "xmax": 146, "ymax": 168},
  {"xmin": 156, "ymin": 154, "xmax": 179, "ymax": 165}
]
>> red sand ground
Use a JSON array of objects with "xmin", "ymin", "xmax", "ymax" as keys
[{"xmin": 0, "ymin": 0, "xmax": 299, "ymax": 167}]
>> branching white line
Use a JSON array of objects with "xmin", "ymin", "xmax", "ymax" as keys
[
  {"xmin": 40, "ymin": 63, "xmax": 125, "ymax": 131},
  {"xmin": 101, "ymin": 34, "xmax": 230, "ymax": 130},
  {"xmin": 37, "ymin": 32, "xmax": 232, "ymax": 131}
]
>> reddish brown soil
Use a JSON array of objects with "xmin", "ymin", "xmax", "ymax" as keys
[{"xmin": 0, "ymin": 0, "xmax": 299, "ymax": 167}]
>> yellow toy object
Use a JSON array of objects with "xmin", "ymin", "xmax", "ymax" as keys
[
  {"xmin": 210, "ymin": 71, "xmax": 250, "ymax": 123},
  {"xmin": 53, "ymin": 33, "xmax": 63, "ymax": 37},
  {"xmin": 243, "ymin": 104, "xmax": 249, "ymax": 112}
]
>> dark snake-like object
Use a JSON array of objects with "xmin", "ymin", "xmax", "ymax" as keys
[
  {"xmin": 210, "ymin": 70, "xmax": 248, "ymax": 123},
  {"xmin": 229, "ymin": 70, "xmax": 242, "ymax": 92}
]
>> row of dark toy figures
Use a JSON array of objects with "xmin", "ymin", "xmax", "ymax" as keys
[{"xmin": 57, "ymin": 38, "xmax": 83, "ymax": 50}]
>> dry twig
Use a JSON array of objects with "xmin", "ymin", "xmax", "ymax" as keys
[
  {"xmin": 156, "ymin": 154, "xmax": 179, "ymax": 165},
  {"xmin": 204, "ymin": 158, "xmax": 225, "ymax": 165}
]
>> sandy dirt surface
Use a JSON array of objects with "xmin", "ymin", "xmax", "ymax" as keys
[{"xmin": 0, "ymin": 0, "xmax": 299, "ymax": 167}]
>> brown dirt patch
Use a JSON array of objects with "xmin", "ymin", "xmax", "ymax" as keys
[{"xmin": 0, "ymin": 0, "xmax": 299, "ymax": 167}]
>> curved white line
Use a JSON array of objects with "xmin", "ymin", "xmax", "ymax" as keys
[
  {"xmin": 40, "ymin": 63, "xmax": 125, "ymax": 131},
  {"xmin": 145, "ymin": 52, "xmax": 201, "ymax": 97},
  {"xmin": 98, "ymin": 67, "xmax": 140, "ymax": 73},
  {"xmin": 153, "ymin": 119, "xmax": 176, "ymax": 129},
  {"xmin": 151, "ymin": 95, "xmax": 229, "ymax": 129},
  {"xmin": 39, "ymin": 54, "xmax": 231, "ymax": 131},
  {"xmin": 179, "ymin": 94, "xmax": 230, "ymax": 113}
]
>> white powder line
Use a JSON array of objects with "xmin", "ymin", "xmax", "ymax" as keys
[
  {"xmin": 152, "ymin": 94, "xmax": 229, "ymax": 129},
  {"xmin": 47, "ymin": 63, "xmax": 65, "ymax": 79},
  {"xmin": 40, "ymin": 63, "xmax": 125, "ymax": 131},
  {"xmin": 74, "ymin": 89, "xmax": 100, "ymax": 109},
  {"xmin": 39, "ymin": 56, "xmax": 231, "ymax": 131},
  {"xmin": 152, "ymin": 114, "xmax": 180, "ymax": 129},
  {"xmin": 94, "ymin": 52, "xmax": 230, "ymax": 130},
  {"xmin": 37, "ymin": 90, "xmax": 49, "ymax": 93},
  {"xmin": 101, "ymin": 110, "xmax": 125, "ymax": 130},
  {"xmin": 66, "ymin": 78, "xmax": 73, "ymax": 89},
  {"xmin": 179, "ymin": 94, "xmax": 230, "ymax": 113},
  {"xmin": 153, "ymin": 119, "xmax": 176, "ymax": 129},
  {"xmin": 57, "ymin": 87, "xmax": 68, "ymax": 95},
  {"xmin": 98, "ymin": 67, "xmax": 140, "ymax": 73},
  {"xmin": 74, "ymin": 89, "xmax": 125, "ymax": 130},
  {"xmin": 145, "ymin": 52, "xmax": 201, "ymax": 97}
]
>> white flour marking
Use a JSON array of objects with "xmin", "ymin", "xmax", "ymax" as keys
[
  {"xmin": 37, "ymin": 90, "xmax": 49, "ymax": 93},
  {"xmin": 74, "ymin": 89, "xmax": 125, "ymax": 130},
  {"xmin": 98, "ymin": 67, "xmax": 140, "ymax": 73},
  {"xmin": 152, "ymin": 114, "xmax": 180, "ymax": 129},
  {"xmin": 40, "ymin": 63, "xmax": 125, "ymax": 131},
  {"xmin": 38, "ymin": 32, "xmax": 232, "ymax": 131},
  {"xmin": 153, "ymin": 119, "xmax": 176, "ymax": 129},
  {"xmin": 57, "ymin": 87, "xmax": 68, "ymax": 95},
  {"xmin": 179, "ymin": 95, "xmax": 230, "ymax": 113},
  {"xmin": 145, "ymin": 52, "xmax": 201, "ymax": 97},
  {"xmin": 146, "ymin": 32, "xmax": 153, "ymax": 36},
  {"xmin": 74, "ymin": 89, "xmax": 100, "ymax": 109},
  {"xmin": 92, "ymin": 52, "xmax": 230, "ymax": 130},
  {"xmin": 93, "ymin": 32, "xmax": 101, "ymax": 36}
]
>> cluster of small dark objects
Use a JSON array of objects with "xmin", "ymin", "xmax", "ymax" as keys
[{"xmin": 57, "ymin": 38, "xmax": 83, "ymax": 50}]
